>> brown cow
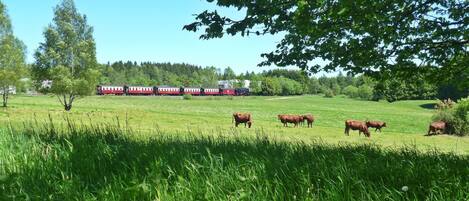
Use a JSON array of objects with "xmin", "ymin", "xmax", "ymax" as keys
[
  {"xmin": 278, "ymin": 114, "xmax": 302, "ymax": 127},
  {"xmin": 345, "ymin": 120, "xmax": 370, "ymax": 137},
  {"xmin": 427, "ymin": 121, "xmax": 446, "ymax": 135},
  {"xmin": 302, "ymin": 114, "xmax": 315, "ymax": 128},
  {"xmin": 366, "ymin": 121, "xmax": 386, "ymax": 132},
  {"xmin": 233, "ymin": 112, "xmax": 252, "ymax": 128}
]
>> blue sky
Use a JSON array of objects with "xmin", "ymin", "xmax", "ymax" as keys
[{"xmin": 3, "ymin": 0, "xmax": 329, "ymax": 75}]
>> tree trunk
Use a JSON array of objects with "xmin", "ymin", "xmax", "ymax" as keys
[
  {"xmin": 57, "ymin": 94, "xmax": 75, "ymax": 111},
  {"xmin": 64, "ymin": 103, "xmax": 72, "ymax": 111},
  {"xmin": 2, "ymin": 88, "xmax": 8, "ymax": 107},
  {"xmin": 61, "ymin": 94, "xmax": 75, "ymax": 111}
]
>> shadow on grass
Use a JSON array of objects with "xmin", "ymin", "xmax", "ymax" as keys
[
  {"xmin": 419, "ymin": 103, "xmax": 436, "ymax": 110},
  {"xmin": 1, "ymin": 122, "xmax": 468, "ymax": 201}
]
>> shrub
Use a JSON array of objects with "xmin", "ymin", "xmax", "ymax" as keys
[
  {"xmin": 261, "ymin": 77, "xmax": 282, "ymax": 96},
  {"xmin": 183, "ymin": 94, "xmax": 192, "ymax": 100},
  {"xmin": 343, "ymin": 85, "xmax": 358, "ymax": 98},
  {"xmin": 432, "ymin": 97, "xmax": 469, "ymax": 136},
  {"xmin": 324, "ymin": 89, "xmax": 334, "ymax": 98},
  {"xmin": 357, "ymin": 85, "xmax": 373, "ymax": 100},
  {"xmin": 453, "ymin": 98, "xmax": 469, "ymax": 135},
  {"xmin": 435, "ymin": 99, "xmax": 456, "ymax": 110}
]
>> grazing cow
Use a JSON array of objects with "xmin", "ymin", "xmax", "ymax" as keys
[
  {"xmin": 427, "ymin": 121, "xmax": 446, "ymax": 135},
  {"xmin": 366, "ymin": 121, "xmax": 386, "ymax": 132},
  {"xmin": 278, "ymin": 114, "xmax": 302, "ymax": 127},
  {"xmin": 302, "ymin": 114, "xmax": 315, "ymax": 128},
  {"xmin": 232, "ymin": 112, "xmax": 252, "ymax": 128},
  {"xmin": 345, "ymin": 120, "xmax": 370, "ymax": 137}
]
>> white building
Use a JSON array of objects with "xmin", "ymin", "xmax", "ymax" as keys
[
  {"xmin": 42, "ymin": 80, "xmax": 52, "ymax": 89},
  {"xmin": 0, "ymin": 86, "xmax": 16, "ymax": 95},
  {"xmin": 218, "ymin": 80, "xmax": 251, "ymax": 89}
]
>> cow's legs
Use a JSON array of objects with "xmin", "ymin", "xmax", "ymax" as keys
[
  {"xmin": 345, "ymin": 127, "xmax": 349, "ymax": 136},
  {"xmin": 235, "ymin": 122, "xmax": 239, "ymax": 127}
]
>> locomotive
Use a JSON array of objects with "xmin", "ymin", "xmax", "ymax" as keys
[{"xmin": 96, "ymin": 85, "xmax": 250, "ymax": 96}]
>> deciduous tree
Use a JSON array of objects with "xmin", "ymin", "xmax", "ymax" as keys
[
  {"xmin": 0, "ymin": 2, "xmax": 26, "ymax": 107},
  {"xmin": 184, "ymin": 0, "xmax": 468, "ymax": 80},
  {"xmin": 32, "ymin": 0, "xmax": 99, "ymax": 111}
]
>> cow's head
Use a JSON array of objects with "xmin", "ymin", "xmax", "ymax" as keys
[
  {"xmin": 382, "ymin": 122, "xmax": 387, "ymax": 127},
  {"xmin": 364, "ymin": 127, "xmax": 371, "ymax": 137},
  {"xmin": 361, "ymin": 124, "xmax": 371, "ymax": 137}
]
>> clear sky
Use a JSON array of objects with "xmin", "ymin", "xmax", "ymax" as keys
[{"xmin": 3, "ymin": 0, "xmax": 330, "ymax": 75}]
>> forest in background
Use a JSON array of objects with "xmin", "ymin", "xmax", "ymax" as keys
[
  {"xmin": 15, "ymin": 61, "xmax": 466, "ymax": 102},
  {"xmin": 84, "ymin": 61, "xmax": 465, "ymax": 102}
]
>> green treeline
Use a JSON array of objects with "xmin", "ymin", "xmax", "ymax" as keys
[
  {"xmin": 90, "ymin": 61, "xmax": 468, "ymax": 102},
  {"xmin": 98, "ymin": 61, "xmax": 220, "ymax": 88}
]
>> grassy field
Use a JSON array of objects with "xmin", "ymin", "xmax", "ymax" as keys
[
  {"xmin": 1, "ymin": 95, "xmax": 469, "ymax": 200},
  {"xmin": 1, "ymin": 95, "xmax": 468, "ymax": 154},
  {"xmin": 0, "ymin": 117, "xmax": 468, "ymax": 200}
]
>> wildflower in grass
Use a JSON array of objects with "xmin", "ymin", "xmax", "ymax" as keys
[{"xmin": 402, "ymin": 186, "xmax": 409, "ymax": 192}]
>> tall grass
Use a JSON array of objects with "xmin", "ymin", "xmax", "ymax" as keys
[{"xmin": 0, "ymin": 118, "xmax": 468, "ymax": 200}]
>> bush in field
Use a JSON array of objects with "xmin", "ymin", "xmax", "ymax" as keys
[
  {"xmin": 280, "ymin": 77, "xmax": 303, "ymax": 95},
  {"xmin": 452, "ymin": 98, "xmax": 469, "ymax": 135},
  {"xmin": 259, "ymin": 77, "xmax": 303, "ymax": 96},
  {"xmin": 183, "ymin": 94, "xmax": 192, "ymax": 100},
  {"xmin": 358, "ymin": 85, "xmax": 373, "ymax": 100},
  {"xmin": 324, "ymin": 88, "xmax": 334, "ymax": 98},
  {"xmin": 432, "ymin": 97, "xmax": 469, "ymax": 136},
  {"xmin": 435, "ymin": 98, "xmax": 456, "ymax": 110},
  {"xmin": 343, "ymin": 85, "xmax": 359, "ymax": 98},
  {"xmin": 260, "ymin": 77, "xmax": 281, "ymax": 96}
]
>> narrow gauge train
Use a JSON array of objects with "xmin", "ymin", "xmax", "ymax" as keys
[{"xmin": 96, "ymin": 85, "xmax": 250, "ymax": 96}]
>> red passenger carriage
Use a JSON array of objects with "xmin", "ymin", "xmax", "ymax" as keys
[
  {"xmin": 126, "ymin": 86, "xmax": 154, "ymax": 95},
  {"xmin": 157, "ymin": 87, "xmax": 181, "ymax": 95},
  {"xmin": 96, "ymin": 86, "xmax": 125, "ymax": 95}
]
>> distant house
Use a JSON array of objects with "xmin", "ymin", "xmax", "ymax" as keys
[
  {"xmin": 218, "ymin": 80, "xmax": 251, "ymax": 89},
  {"xmin": 42, "ymin": 80, "xmax": 52, "ymax": 89},
  {"xmin": 242, "ymin": 80, "xmax": 251, "ymax": 88},
  {"xmin": 0, "ymin": 86, "xmax": 16, "ymax": 95},
  {"xmin": 218, "ymin": 80, "xmax": 233, "ymax": 89}
]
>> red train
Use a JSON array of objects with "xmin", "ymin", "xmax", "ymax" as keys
[{"xmin": 96, "ymin": 85, "xmax": 250, "ymax": 96}]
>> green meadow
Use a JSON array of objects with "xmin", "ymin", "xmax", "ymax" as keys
[
  {"xmin": 1, "ymin": 95, "xmax": 469, "ymax": 200},
  {"xmin": 1, "ymin": 95, "xmax": 468, "ymax": 153}
]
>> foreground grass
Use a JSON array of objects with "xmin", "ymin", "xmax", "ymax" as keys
[
  {"xmin": 0, "ymin": 121, "xmax": 468, "ymax": 201},
  {"xmin": 1, "ymin": 95, "xmax": 469, "ymax": 154}
]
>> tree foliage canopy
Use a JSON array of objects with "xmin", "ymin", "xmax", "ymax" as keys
[
  {"xmin": 0, "ymin": 1, "xmax": 26, "ymax": 107},
  {"xmin": 32, "ymin": 0, "xmax": 98, "ymax": 111},
  {"xmin": 184, "ymin": 0, "xmax": 468, "ymax": 78}
]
